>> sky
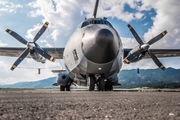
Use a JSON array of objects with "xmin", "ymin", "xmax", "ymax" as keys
[{"xmin": 0, "ymin": 0, "xmax": 180, "ymax": 84}]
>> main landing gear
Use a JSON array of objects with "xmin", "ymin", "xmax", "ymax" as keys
[
  {"xmin": 87, "ymin": 75, "xmax": 113, "ymax": 91},
  {"xmin": 97, "ymin": 77, "xmax": 105, "ymax": 91},
  {"xmin": 60, "ymin": 85, "xmax": 70, "ymax": 91},
  {"xmin": 87, "ymin": 75, "xmax": 96, "ymax": 91}
]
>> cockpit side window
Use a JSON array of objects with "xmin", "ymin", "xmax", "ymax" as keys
[
  {"xmin": 104, "ymin": 21, "xmax": 113, "ymax": 27},
  {"xmin": 81, "ymin": 21, "xmax": 89, "ymax": 28}
]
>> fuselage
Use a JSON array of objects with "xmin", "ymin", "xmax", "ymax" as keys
[{"xmin": 63, "ymin": 18, "xmax": 123, "ymax": 83}]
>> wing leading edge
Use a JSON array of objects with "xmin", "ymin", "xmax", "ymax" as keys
[{"xmin": 0, "ymin": 47, "xmax": 64, "ymax": 59}]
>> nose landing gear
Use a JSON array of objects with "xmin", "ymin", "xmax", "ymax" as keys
[{"xmin": 87, "ymin": 75, "xmax": 106, "ymax": 91}]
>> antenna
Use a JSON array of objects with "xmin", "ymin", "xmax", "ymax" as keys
[{"xmin": 93, "ymin": 0, "xmax": 99, "ymax": 18}]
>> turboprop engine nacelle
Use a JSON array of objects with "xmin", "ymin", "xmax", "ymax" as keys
[
  {"xmin": 30, "ymin": 51, "xmax": 46, "ymax": 63},
  {"xmin": 123, "ymin": 45, "xmax": 143, "ymax": 64},
  {"xmin": 55, "ymin": 72, "xmax": 72, "ymax": 86}
]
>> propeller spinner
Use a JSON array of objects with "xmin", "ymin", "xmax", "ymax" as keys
[
  {"xmin": 6, "ymin": 22, "xmax": 56, "ymax": 71},
  {"xmin": 124, "ymin": 24, "xmax": 167, "ymax": 70}
]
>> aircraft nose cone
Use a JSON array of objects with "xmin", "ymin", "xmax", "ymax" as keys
[
  {"xmin": 82, "ymin": 28, "xmax": 119, "ymax": 63},
  {"xmin": 96, "ymin": 29, "xmax": 113, "ymax": 46}
]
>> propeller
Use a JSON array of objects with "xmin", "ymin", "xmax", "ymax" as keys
[
  {"xmin": 6, "ymin": 29, "xmax": 28, "ymax": 45},
  {"xmin": 127, "ymin": 24, "xmax": 167, "ymax": 70},
  {"xmin": 6, "ymin": 21, "xmax": 56, "ymax": 71}
]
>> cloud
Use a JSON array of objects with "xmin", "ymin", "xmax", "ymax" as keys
[
  {"xmin": 143, "ymin": 22, "xmax": 149, "ymax": 26},
  {"xmin": 0, "ymin": 61, "xmax": 10, "ymax": 73},
  {"xmin": 173, "ymin": 29, "xmax": 179, "ymax": 35},
  {"xmin": 27, "ymin": 0, "xmax": 87, "ymax": 45},
  {"xmin": 0, "ymin": 1, "xmax": 23, "ymax": 14},
  {"xmin": 25, "ymin": 0, "xmax": 159, "ymax": 47},
  {"xmin": 82, "ymin": 0, "xmax": 144, "ymax": 22},
  {"xmin": 135, "ymin": 12, "xmax": 144, "ymax": 19},
  {"xmin": 25, "ymin": 23, "xmax": 43, "ymax": 40},
  {"xmin": 0, "ymin": 40, "xmax": 7, "ymax": 46},
  {"xmin": 121, "ymin": 37, "xmax": 138, "ymax": 48},
  {"xmin": 141, "ymin": 0, "xmax": 180, "ymax": 49},
  {"xmin": 40, "ymin": 40, "xmax": 53, "ymax": 47}
]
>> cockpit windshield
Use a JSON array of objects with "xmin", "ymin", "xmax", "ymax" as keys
[{"xmin": 80, "ymin": 18, "xmax": 113, "ymax": 28}]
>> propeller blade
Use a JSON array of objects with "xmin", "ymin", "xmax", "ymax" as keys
[
  {"xmin": 93, "ymin": 0, "xmax": 99, "ymax": 18},
  {"xmin": 11, "ymin": 48, "xmax": 29, "ymax": 71},
  {"xmin": 148, "ymin": 50, "xmax": 166, "ymax": 71},
  {"xmin": 33, "ymin": 22, "xmax": 49, "ymax": 43},
  {"xmin": 148, "ymin": 30, "xmax": 168, "ymax": 45},
  {"xmin": 33, "ymin": 47, "xmax": 56, "ymax": 62},
  {"xmin": 127, "ymin": 24, "xmax": 144, "ymax": 45},
  {"xmin": 6, "ymin": 29, "xmax": 28, "ymax": 45}
]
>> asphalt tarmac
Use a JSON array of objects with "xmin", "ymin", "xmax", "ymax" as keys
[{"xmin": 0, "ymin": 89, "xmax": 179, "ymax": 120}]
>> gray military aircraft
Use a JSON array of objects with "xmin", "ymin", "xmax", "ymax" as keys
[{"xmin": 0, "ymin": 0, "xmax": 180, "ymax": 91}]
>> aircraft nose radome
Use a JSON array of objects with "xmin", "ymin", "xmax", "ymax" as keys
[
  {"xmin": 82, "ymin": 28, "xmax": 119, "ymax": 63},
  {"xmin": 96, "ymin": 29, "xmax": 114, "ymax": 46}
]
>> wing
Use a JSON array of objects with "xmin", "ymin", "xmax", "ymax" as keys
[
  {"xmin": 0, "ymin": 47, "xmax": 64, "ymax": 59},
  {"xmin": 124, "ymin": 49, "xmax": 180, "ymax": 58},
  {"xmin": 43, "ymin": 48, "xmax": 64, "ymax": 59}
]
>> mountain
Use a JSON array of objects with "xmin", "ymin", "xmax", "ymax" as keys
[
  {"xmin": 0, "ymin": 77, "xmax": 57, "ymax": 88},
  {"xmin": 0, "ymin": 68, "xmax": 180, "ymax": 88},
  {"xmin": 118, "ymin": 67, "xmax": 180, "ymax": 88}
]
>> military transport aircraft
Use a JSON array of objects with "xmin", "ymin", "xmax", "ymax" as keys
[{"xmin": 0, "ymin": 0, "xmax": 180, "ymax": 91}]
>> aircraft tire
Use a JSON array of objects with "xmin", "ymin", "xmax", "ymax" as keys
[
  {"xmin": 98, "ymin": 77, "xmax": 105, "ymax": 91},
  {"xmin": 88, "ymin": 75, "xmax": 95, "ymax": 91},
  {"xmin": 60, "ymin": 85, "xmax": 65, "ymax": 91},
  {"xmin": 66, "ymin": 85, "xmax": 70, "ymax": 91},
  {"xmin": 105, "ymin": 84, "xmax": 113, "ymax": 91}
]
